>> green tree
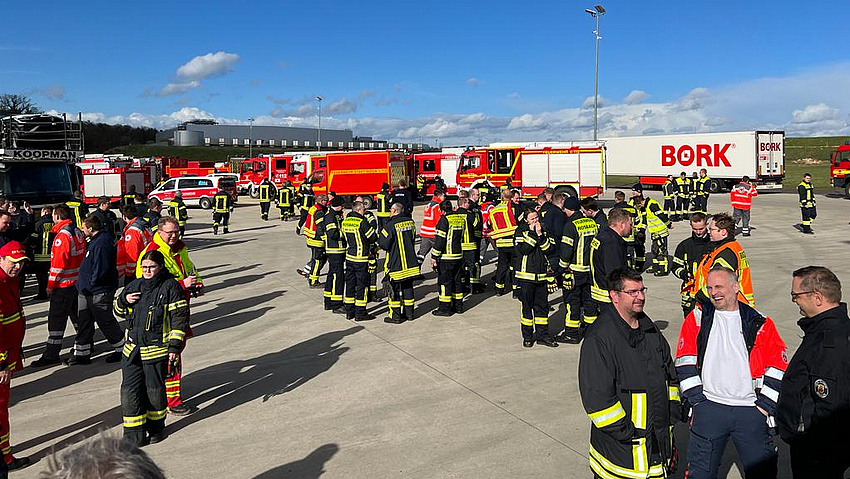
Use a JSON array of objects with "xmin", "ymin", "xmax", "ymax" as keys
[{"xmin": 0, "ymin": 94, "xmax": 41, "ymax": 116}]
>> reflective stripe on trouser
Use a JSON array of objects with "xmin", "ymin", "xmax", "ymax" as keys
[
  {"xmin": 43, "ymin": 286, "xmax": 79, "ymax": 360},
  {"xmin": 519, "ymin": 280, "xmax": 549, "ymax": 341},
  {"xmin": 0, "ymin": 382, "xmax": 11, "ymax": 461},
  {"xmin": 801, "ymin": 207, "xmax": 817, "ymax": 227},
  {"xmin": 676, "ymin": 197, "xmax": 690, "ymax": 217},
  {"xmin": 627, "ymin": 237, "xmax": 646, "ymax": 271},
  {"xmin": 307, "ymin": 247, "xmax": 326, "ymax": 285},
  {"xmin": 323, "ymin": 254, "xmax": 345, "ymax": 310},
  {"xmin": 260, "ymin": 201, "xmax": 270, "ymax": 220},
  {"xmin": 663, "ymin": 199, "xmax": 676, "ymax": 218},
  {"xmin": 74, "ymin": 292, "xmax": 124, "ymax": 358},
  {"xmin": 387, "ymin": 279, "xmax": 415, "ymax": 320},
  {"xmin": 344, "ymin": 261, "xmax": 370, "ymax": 317},
  {"xmin": 278, "ymin": 205, "xmax": 293, "ymax": 220},
  {"xmin": 165, "ymin": 354, "xmax": 184, "ymax": 408},
  {"xmin": 464, "ymin": 243, "xmax": 481, "ymax": 285},
  {"xmin": 650, "ymin": 235, "xmax": 669, "ymax": 275},
  {"xmin": 733, "ymin": 208, "xmax": 751, "ymax": 234},
  {"xmin": 213, "ymin": 212, "xmax": 230, "ymax": 232},
  {"xmin": 121, "ymin": 352, "xmax": 168, "ymax": 447},
  {"xmin": 562, "ymin": 272, "xmax": 597, "ymax": 330},
  {"xmin": 436, "ymin": 260, "xmax": 463, "ymax": 312},
  {"xmin": 494, "ymin": 246, "xmax": 516, "ymax": 291},
  {"xmin": 368, "ymin": 255, "xmax": 378, "ymax": 295}
]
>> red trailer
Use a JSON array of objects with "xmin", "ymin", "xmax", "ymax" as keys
[
  {"xmin": 413, "ymin": 151, "xmax": 461, "ymax": 196},
  {"xmin": 302, "ymin": 150, "xmax": 411, "ymax": 208}
]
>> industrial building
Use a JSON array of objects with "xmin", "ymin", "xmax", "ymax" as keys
[{"xmin": 156, "ymin": 120, "xmax": 425, "ymax": 150}]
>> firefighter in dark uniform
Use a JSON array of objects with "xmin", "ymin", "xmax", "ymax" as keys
[
  {"xmin": 114, "ymin": 249, "xmax": 188, "ymax": 447},
  {"xmin": 356, "ymin": 196, "xmax": 382, "ymax": 301},
  {"xmin": 277, "ymin": 180, "xmax": 295, "ymax": 221},
  {"xmin": 391, "ymin": 179, "xmax": 414, "ymax": 218},
  {"xmin": 142, "ymin": 198, "xmax": 163, "ymax": 233},
  {"xmin": 258, "ymin": 178, "xmax": 273, "ymax": 221},
  {"xmin": 212, "ymin": 189, "xmax": 233, "ymax": 235},
  {"xmin": 611, "ymin": 192, "xmax": 637, "ymax": 269},
  {"xmin": 672, "ymin": 212, "xmax": 710, "ymax": 317},
  {"xmin": 635, "ymin": 192, "xmax": 670, "ymax": 276},
  {"xmin": 456, "ymin": 197, "xmax": 479, "ymax": 296},
  {"xmin": 627, "ymin": 184, "xmax": 647, "ymax": 271},
  {"xmin": 167, "ymin": 192, "xmax": 188, "ymax": 238},
  {"xmin": 378, "ymin": 202, "xmax": 420, "ymax": 324},
  {"xmin": 695, "ymin": 168, "xmax": 711, "ymax": 214},
  {"xmin": 431, "ymin": 200, "xmax": 467, "ymax": 316},
  {"xmin": 122, "ymin": 185, "xmax": 137, "ymax": 209},
  {"xmin": 67, "ymin": 190, "xmax": 89, "ymax": 229},
  {"xmin": 589, "ymin": 208, "xmax": 631, "ymax": 307},
  {"xmin": 556, "ymin": 196, "xmax": 598, "ymax": 344},
  {"xmin": 323, "ymin": 197, "xmax": 346, "ymax": 312},
  {"xmin": 28, "ymin": 206, "xmax": 54, "ymax": 299},
  {"xmin": 466, "ymin": 188, "xmax": 485, "ymax": 293},
  {"xmin": 798, "ymin": 172, "xmax": 816, "ymax": 234},
  {"xmin": 675, "ymin": 171, "xmax": 691, "ymax": 221},
  {"xmin": 579, "ymin": 268, "xmax": 680, "ymax": 479},
  {"xmin": 297, "ymin": 182, "xmax": 315, "ymax": 233},
  {"xmin": 662, "ymin": 174, "xmax": 678, "ymax": 221},
  {"xmin": 514, "ymin": 208, "xmax": 558, "ymax": 348},
  {"xmin": 341, "ymin": 201, "xmax": 377, "ymax": 321},
  {"xmin": 376, "ymin": 182, "xmax": 392, "ymax": 231}
]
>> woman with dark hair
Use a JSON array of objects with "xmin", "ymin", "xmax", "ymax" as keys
[{"xmin": 114, "ymin": 250, "xmax": 188, "ymax": 446}]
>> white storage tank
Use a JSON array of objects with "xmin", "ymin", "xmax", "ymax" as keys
[{"xmin": 173, "ymin": 130, "xmax": 204, "ymax": 146}]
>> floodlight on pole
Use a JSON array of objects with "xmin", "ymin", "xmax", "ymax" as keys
[
  {"xmin": 248, "ymin": 117, "xmax": 254, "ymax": 159},
  {"xmin": 315, "ymin": 96, "xmax": 323, "ymax": 151},
  {"xmin": 586, "ymin": 4, "xmax": 605, "ymax": 141}
]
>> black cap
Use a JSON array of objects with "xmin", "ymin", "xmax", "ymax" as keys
[
  {"xmin": 330, "ymin": 196, "xmax": 344, "ymax": 207},
  {"xmin": 632, "ymin": 183, "xmax": 643, "ymax": 193},
  {"xmin": 564, "ymin": 197, "xmax": 580, "ymax": 211}
]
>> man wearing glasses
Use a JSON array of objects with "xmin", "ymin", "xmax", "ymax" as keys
[
  {"xmin": 579, "ymin": 268, "xmax": 680, "ymax": 479},
  {"xmin": 776, "ymin": 266, "xmax": 850, "ymax": 477},
  {"xmin": 135, "ymin": 217, "xmax": 203, "ymax": 416},
  {"xmin": 675, "ymin": 267, "xmax": 787, "ymax": 479}
]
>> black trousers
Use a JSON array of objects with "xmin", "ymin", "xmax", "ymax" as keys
[
  {"xmin": 562, "ymin": 272, "xmax": 596, "ymax": 331},
  {"xmin": 307, "ymin": 247, "xmax": 326, "ymax": 286},
  {"xmin": 387, "ymin": 278, "xmax": 415, "ymax": 321},
  {"xmin": 278, "ymin": 204, "xmax": 293, "ymax": 220},
  {"xmin": 34, "ymin": 261, "xmax": 49, "ymax": 298},
  {"xmin": 121, "ymin": 353, "xmax": 167, "ymax": 447},
  {"xmin": 801, "ymin": 206, "xmax": 817, "ymax": 229},
  {"xmin": 436, "ymin": 259, "xmax": 463, "ymax": 312},
  {"xmin": 663, "ymin": 199, "xmax": 676, "ymax": 217},
  {"xmin": 323, "ymin": 254, "xmax": 345, "ymax": 310},
  {"xmin": 494, "ymin": 246, "xmax": 516, "ymax": 292},
  {"xmin": 43, "ymin": 286, "xmax": 79, "ymax": 359},
  {"xmin": 213, "ymin": 212, "xmax": 230, "ymax": 232},
  {"xmin": 344, "ymin": 261, "xmax": 369, "ymax": 318},
  {"xmin": 260, "ymin": 201, "xmax": 271, "ymax": 220},
  {"xmin": 650, "ymin": 235, "xmax": 669, "ymax": 275},
  {"xmin": 789, "ymin": 435, "xmax": 850, "ymax": 479},
  {"xmin": 519, "ymin": 280, "xmax": 549, "ymax": 341},
  {"xmin": 74, "ymin": 291, "xmax": 124, "ymax": 358},
  {"xmin": 633, "ymin": 232, "xmax": 646, "ymax": 271},
  {"xmin": 676, "ymin": 196, "xmax": 690, "ymax": 217}
]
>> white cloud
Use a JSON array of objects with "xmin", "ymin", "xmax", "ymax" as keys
[
  {"xmin": 466, "ymin": 77, "xmax": 480, "ymax": 87},
  {"xmin": 157, "ymin": 81, "xmax": 201, "ymax": 97},
  {"xmin": 325, "ymin": 97, "xmax": 358, "ymax": 115},
  {"xmin": 176, "ymin": 51, "xmax": 240, "ymax": 80},
  {"xmin": 622, "ymin": 90, "xmax": 648, "ymax": 105},
  {"xmin": 791, "ymin": 103, "xmax": 839, "ymax": 124},
  {"xmin": 581, "ymin": 95, "xmax": 609, "ymax": 109}
]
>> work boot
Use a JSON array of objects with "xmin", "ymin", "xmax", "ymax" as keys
[
  {"xmin": 354, "ymin": 313, "xmax": 376, "ymax": 322},
  {"xmin": 471, "ymin": 284, "xmax": 486, "ymax": 294},
  {"xmin": 452, "ymin": 301, "xmax": 464, "ymax": 314},
  {"xmin": 148, "ymin": 432, "xmax": 167, "ymax": 444},
  {"xmin": 64, "ymin": 355, "xmax": 91, "ymax": 366},
  {"xmin": 31, "ymin": 356, "xmax": 61, "ymax": 367},
  {"xmin": 495, "ymin": 288, "xmax": 508, "ymax": 296},
  {"xmin": 332, "ymin": 307, "xmax": 347, "ymax": 315},
  {"xmin": 384, "ymin": 316, "xmax": 405, "ymax": 324},
  {"xmin": 432, "ymin": 308, "xmax": 454, "ymax": 317},
  {"xmin": 104, "ymin": 352, "xmax": 122, "ymax": 363},
  {"xmin": 522, "ymin": 340, "xmax": 534, "ymax": 348},
  {"xmin": 7, "ymin": 456, "xmax": 31, "ymax": 471},
  {"xmin": 213, "ymin": 226, "xmax": 218, "ymax": 235},
  {"xmin": 537, "ymin": 337, "xmax": 559, "ymax": 348},
  {"xmin": 169, "ymin": 404, "xmax": 197, "ymax": 416},
  {"xmin": 555, "ymin": 329, "xmax": 583, "ymax": 344}
]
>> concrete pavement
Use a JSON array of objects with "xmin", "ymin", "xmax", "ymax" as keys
[{"xmin": 9, "ymin": 190, "xmax": 849, "ymax": 478}]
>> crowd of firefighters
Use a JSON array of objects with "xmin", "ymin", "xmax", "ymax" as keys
[{"xmin": 0, "ymin": 166, "xmax": 835, "ymax": 477}]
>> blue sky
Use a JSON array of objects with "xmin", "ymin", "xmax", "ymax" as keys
[{"xmin": 3, "ymin": 0, "xmax": 850, "ymax": 144}]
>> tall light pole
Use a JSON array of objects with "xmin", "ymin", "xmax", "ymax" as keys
[
  {"xmin": 585, "ymin": 4, "xmax": 605, "ymax": 141},
  {"xmin": 315, "ymin": 95, "xmax": 323, "ymax": 151},
  {"xmin": 248, "ymin": 117, "xmax": 255, "ymax": 158}
]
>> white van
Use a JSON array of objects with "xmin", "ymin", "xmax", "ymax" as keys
[{"xmin": 148, "ymin": 175, "xmax": 238, "ymax": 209}]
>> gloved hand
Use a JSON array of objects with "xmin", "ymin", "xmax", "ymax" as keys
[
  {"xmin": 368, "ymin": 262, "xmax": 376, "ymax": 274},
  {"xmin": 561, "ymin": 273, "xmax": 575, "ymax": 290},
  {"xmin": 547, "ymin": 276, "xmax": 558, "ymax": 294}
]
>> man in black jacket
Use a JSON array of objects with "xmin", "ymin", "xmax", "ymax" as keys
[
  {"xmin": 142, "ymin": 198, "xmax": 163, "ymax": 233},
  {"xmin": 92, "ymin": 196, "xmax": 120, "ymax": 241},
  {"xmin": 514, "ymin": 209, "xmax": 558, "ymax": 348},
  {"xmin": 341, "ymin": 202, "xmax": 377, "ymax": 321},
  {"xmin": 391, "ymin": 179, "xmax": 414, "ymax": 218},
  {"xmin": 378, "ymin": 203, "xmax": 420, "ymax": 324},
  {"xmin": 557, "ymin": 196, "xmax": 599, "ymax": 344},
  {"xmin": 67, "ymin": 215, "xmax": 124, "ymax": 365},
  {"xmin": 589, "ymin": 208, "xmax": 631, "ymax": 306},
  {"xmin": 431, "ymin": 200, "xmax": 467, "ymax": 316},
  {"xmin": 777, "ymin": 266, "xmax": 850, "ymax": 478},
  {"xmin": 27, "ymin": 206, "xmax": 54, "ymax": 300},
  {"xmin": 323, "ymin": 197, "xmax": 346, "ymax": 312},
  {"xmin": 672, "ymin": 212, "xmax": 711, "ymax": 317}
]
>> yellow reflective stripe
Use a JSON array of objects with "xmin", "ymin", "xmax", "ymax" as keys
[
  {"xmin": 123, "ymin": 415, "xmax": 146, "ymax": 428},
  {"xmin": 0, "ymin": 312, "xmax": 22, "ymax": 324},
  {"xmin": 668, "ymin": 386, "xmax": 680, "ymax": 402},
  {"xmin": 167, "ymin": 300, "xmax": 187, "ymax": 311},
  {"xmin": 589, "ymin": 446, "xmax": 647, "ymax": 479},
  {"xmin": 146, "ymin": 409, "xmax": 168, "ymax": 421},
  {"xmin": 168, "ymin": 330, "xmax": 186, "ymax": 342},
  {"xmin": 631, "ymin": 392, "xmax": 647, "ymax": 430},
  {"xmin": 633, "ymin": 437, "xmax": 647, "ymax": 474},
  {"xmin": 140, "ymin": 346, "xmax": 168, "ymax": 360},
  {"xmin": 588, "ymin": 402, "xmax": 626, "ymax": 428}
]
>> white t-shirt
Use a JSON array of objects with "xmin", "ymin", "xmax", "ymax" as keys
[{"xmin": 702, "ymin": 309, "xmax": 757, "ymax": 406}]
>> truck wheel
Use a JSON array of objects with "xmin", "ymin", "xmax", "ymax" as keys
[
  {"xmin": 845, "ymin": 183, "xmax": 850, "ymax": 198},
  {"xmin": 199, "ymin": 197, "xmax": 212, "ymax": 209},
  {"xmin": 249, "ymin": 185, "xmax": 260, "ymax": 199},
  {"xmin": 361, "ymin": 195, "xmax": 374, "ymax": 209},
  {"xmin": 708, "ymin": 179, "xmax": 722, "ymax": 194},
  {"xmin": 554, "ymin": 185, "xmax": 577, "ymax": 198}
]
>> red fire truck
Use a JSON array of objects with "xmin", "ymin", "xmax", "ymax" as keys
[
  {"xmin": 413, "ymin": 150, "xmax": 462, "ymax": 196},
  {"xmin": 157, "ymin": 157, "xmax": 228, "ymax": 179},
  {"xmin": 457, "ymin": 142, "xmax": 606, "ymax": 198},
  {"xmin": 829, "ymin": 140, "xmax": 850, "ymax": 197},
  {"xmin": 237, "ymin": 154, "xmax": 299, "ymax": 197},
  {"xmin": 79, "ymin": 155, "xmax": 154, "ymax": 204},
  {"xmin": 298, "ymin": 150, "xmax": 411, "ymax": 208}
]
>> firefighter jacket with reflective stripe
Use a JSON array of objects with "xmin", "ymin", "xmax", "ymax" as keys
[
  {"xmin": 0, "ymin": 268, "xmax": 25, "ymax": 371},
  {"xmin": 378, "ymin": 215, "xmax": 420, "ymax": 281},
  {"xmin": 539, "ymin": 201, "xmax": 565, "ymax": 245},
  {"xmin": 694, "ymin": 239, "xmax": 754, "ymax": 306},
  {"xmin": 277, "ymin": 186, "xmax": 294, "ymax": 206},
  {"xmin": 299, "ymin": 185, "xmax": 314, "ymax": 211},
  {"xmin": 28, "ymin": 214, "xmax": 54, "ymax": 262},
  {"xmin": 514, "ymin": 222, "xmax": 554, "ymax": 282},
  {"xmin": 695, "ymin": 176, "xmax": 710, "ymax": 196},
  {"xmin": 675, "ymin": 177, "xmax": 691, "ymax": 198},
  {"xmin": 468, "ymin": 200, "xmax": 483, "ymax": 240},
  {"xmin": 259, "ymin": 182, "xmax": 273, "ymax": 202},
  {"xmin": 47, "ymin": 219, "xmax": 86, "ymax": 292},
  {"xmin": 342, "ymin": 212, "xmax": 377, "ymax": 263},
  {"xmin": 66, "ymin": 200, "xmax": 89, "ymax": 229},
  {"xmin": 662, "ymin": 179, "xmax": 677, "ymax": 200},
  {"xmin": 730, "ymin": 182, "xmax": 758, "ymax": 210},
  {"xmin": 322, "ymin": 208, "xmax": 345, "ymax": 255},
  {"xmin": 303, "ymin": 204, "xmax": 326, "ymax": 248},
  {"xmin": 213, "ymin": 192, "xmax": 233, "ymax": 213},
  {"xmin": 420, "ymin": 197, "xmax": 443, "ymax": 238},
  {"xmin": 376, "ymin": 190, "xmax": 392, "ymax": 218},
  {"xmin": 488, "ymin": 202, "xmax": 517, "ymax": 248},
  {"xmin": 580, "ymin": 306, "xmax": 679, "ymax": 479},
  {"xmin": 432, "ymin": 212, "xmax": 467, "ymax": 261},
  {"xmin": 643, "ymin": 198, "xmax": 669, "ymax": 238},
  {"xmin": 590, "ymin": 227, "xmax": 628, "ymax": 303},
  {"xmin": 456, "ymin": 207, "xmax": 478, "ymax": 251},
  {"xmin": 689, "ymin": 177, "xmax": 699, "ymax": 199},
  {"xmin": 798, "ymin": 181, "xmax": 815, "ymax": 207},
  {"xmin": 611, "ymin": 202, "xmax": 636, "ymax": 243},
  {"xmin": 627, "ymin": 197, "xmax": 646, "ymax": 231},
  {"xmin": 672, "ymin": 233, "xmax": 711, "ymax": 297},
  {"xmin": 118, "ymin": 218, "xmax": 152, "ymax": 280},
  {"xmin": 168, "ymin": 198, "xmax": 188, "ymax": 226},
  {"xmin": 675, "ymin": 301, "xmax": 787, "ymax": 416},
  {"xmin": 776, "ymin": 303, "xmax": 850, "ymax": 442},
  {"xmin": 115, "ymin": 272, "xmax": 189, "ymax": 360},
  {"xmin": 136, "ymin": 233, "xmax": 202, "ymax": 286},
  {"xmin": 559, "ymin": 212, "xmax": 598, "ymax": 273},
  {"xmin": 122, "ymin": 193, "xmax": 136, "ymax": 208},
  {"xmin": 141, "ymin": 210, "xmax": 161, "ymax": 233}
]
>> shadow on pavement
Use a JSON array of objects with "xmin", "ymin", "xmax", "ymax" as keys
[
  {"xmin": 11, "ymin": 359, "xmax": 120, "ymax": 407},
  {"xmin": 202, "ymin": 271, "xmax": 280, "ymax": 294},
  {"xmin": 186, "ymin": 237, "xmax": 257, "ymax": 253},
  {"xmin": 254, "ymin": 443, "xmax": 339, "ymax": 478},
  {"xmin": 190, "ymin": 290, "xmax": 286, "ymax": 337},
  {"xmin": 201, "ymin": 263, "xmax": 262, "ymax": 281},
  {"xmin": 15, "ymin": 405, "xmax": 122, "ymax": 464}
]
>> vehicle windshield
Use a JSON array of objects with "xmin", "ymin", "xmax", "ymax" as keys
[
  {"xmin": 290, "ymin": 162, "xmax": 306, "ymax": 175},
  {"xmin": 0, "ymin": 161, "xmax": 73, "ymax": 198},
  {"xmin": 837, "ymin": 150, "xmax": 850, "ymax": 166},
  {"xmin": 460, "ymin": 155, "xmax": 480, "ymax": 171},
  {"xmin": 240, "ymin": 162, "xmax": 256, "ymax": 174}
]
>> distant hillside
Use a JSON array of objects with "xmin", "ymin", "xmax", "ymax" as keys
[{"xmin": 84, "ymin": 122, "xmax": 156, "ymax": 153}]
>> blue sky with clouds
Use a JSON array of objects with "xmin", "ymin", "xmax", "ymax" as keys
[{"xmin": 3, "ymin": 0, "xmax": 849, "ymax": 144}]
